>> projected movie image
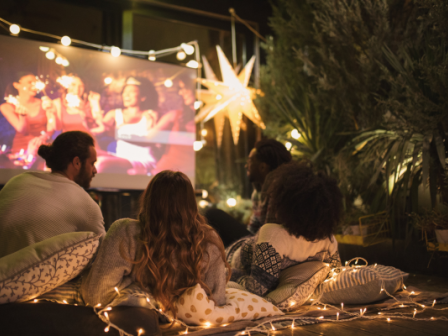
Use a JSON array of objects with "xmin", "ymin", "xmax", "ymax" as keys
[{"xmin": 0, "ymin": 35, "xmax": 196, "ymax": 189}]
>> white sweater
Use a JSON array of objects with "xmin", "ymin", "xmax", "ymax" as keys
[{"xmin": 0, "ymin": 172, "xmax": 105, "ymax": 258}]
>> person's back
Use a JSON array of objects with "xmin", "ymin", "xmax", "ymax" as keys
[
  {"xmin": 0, "ymin": 171, "xmax": 104, "ymax": 258},
  {"xmin": 0, "ymin": 131, "xmax": 105, "ymax": 258}
]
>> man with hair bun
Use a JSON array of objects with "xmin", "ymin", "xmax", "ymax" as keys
[{"xmin": 0, "ymin": 131, "xmax": 105, "ymax": 258}]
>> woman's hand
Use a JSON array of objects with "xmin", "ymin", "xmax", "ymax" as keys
[{"xmin": 88, "ymin": 91, "xmax": 102, "ymax": 119}]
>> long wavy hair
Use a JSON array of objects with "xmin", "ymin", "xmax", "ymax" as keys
[{"xmin": 131, "ymin": 171, "xmax": 229, "ymax": 317}]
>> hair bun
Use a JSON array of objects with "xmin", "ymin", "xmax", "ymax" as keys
[{"xmin": 37, "ymin": 144, "xmax": 53, "ymax": 160}]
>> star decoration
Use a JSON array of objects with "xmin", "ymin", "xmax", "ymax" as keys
[{"xmin": 195, "ymin": 46, "xmax": 265, "ymax": 146}]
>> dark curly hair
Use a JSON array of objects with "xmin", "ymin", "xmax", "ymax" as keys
[
  {"xmin": 255, "ymin": 139, "xmax": 292, "ymax": 171},
  {"xmin": 38, "ymin": 131, "xmax": 94, "ymax": 172},
  {"xmin": 267, "ymin": 161, "xmax": 343, "ymax": 241}
]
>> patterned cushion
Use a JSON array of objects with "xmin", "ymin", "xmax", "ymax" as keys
[
  {"xmin": 265, "ymin": 261, "xmax": 330, "ymax": 309},
  {"xmin": 0, "ymin": 232, "xmax": 101, "ymax": 304},
  {"xmin": 175, "ymin": 284, "xmax": 283, "ymax": 326},
  {"xmin": 312, "ymin": 264, "xmax": 408, "ymax": 305}
]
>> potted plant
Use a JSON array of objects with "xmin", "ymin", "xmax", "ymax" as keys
[{"xmin": 412, "ymin": 210, "xmax": 448, "ymax": 245}]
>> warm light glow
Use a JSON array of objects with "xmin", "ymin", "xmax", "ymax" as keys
[
  {"xmin": 104, "ymin": 77, "xmax": 113, "ymax": 85},
  {"xmin": 194, "ymin": 100, "xmax": 202, "ymax": 110},
  {"xmin": 10, "ymin": 24, "xmax": 20, "ymax": 35},
  {"xmin": 96, "ymin": 303, "xmax": 101, "ymax": 307},
  {"xmin": 387, "ymin": 318, "xmax": 391, "ymax": 322},
  {"xmin": 61, "ymin": 36, "xmax": 71, "ymax": 46},
  {"xmin": 285, "ymin": 142, "xmax": 292, "ymax": 150},
  {"xmin": 176, "ymin": 50, "xmax": 186, "ymax": 61},
  {"xmin": 62, "ymin": 59, "xmax": 70, "ymax": 67},
  {"xmin": 341, "ymin": 303, "xmax": 344, "ymax": 310},
  {"xmin": 106, "ymin": 307, "xmax": 112, "ymax": 311},
  {"xmin": 290, "ymin": 301, "xmax": 296, "ymax": 307},
  {"xmin": 318, "ymin": 316, "xmax": 324, "ymax": 319},
  {"xmin": 216, "ymin": 94, "xmax": 222, "ymax": 100},
  {"xmin": 181, "ymin": 43, "xmax": 195, "ymax": 55},
  {"xmin": 39, "ymin": 46, "xmax": 50, "ymax": 52},
  {"xmin": 35, "ymin": 81, "xmax": 46, "ymax": 91},
  {"xmin": 198, "ymin": 200, "xmax": 209, "ymax": 208},
  {"xmin": 193, "ymin": 141, "xmax": 203, "ymax": 151},
  {"xmin": 114, "ymin": 287, "xmax": 120, "ymax": 295},
  {"xmin": 111, "ymin": 46, "xmax": 121, "ymax": 57},
  {"xmin": 46, "ymin": 51, "xmax": 55, "ymax": 60},
  {"xmin": 104, "ymin": 312, "xmax": 109, "ymax": 319},
  {"xmin": 432, "ymin": 300, "xmax": 436, "ymax": 307},
  {"xmin": 164, "ymin": 79, "xmax": 173, "ymax": 88},
  {"xmin": 201, "ymin": 129, "xmax": 208, "ymax": 136},
  {"xmin": 227, "ymin": 198, "xmax": 237, "ymax": 207},
  {"xmin": 202, "ymin": 189, "xmax": 208, "ymax": 198},
  {"xmin": 148, "ymin": 50, "xmax": 156, "ymax": 61},
  {"xmin": 56, "ymin": 56, "xmax": 63, "ymax": 65},
  {"xmin": 186, "ymin": 60, "xmax": 199, "ymax": 68},
  {"xmin": 337, "ymin": 312, "xmax": 339, "ymax": 320},
  {"xmin": 270, "ymin": 322, "xmax": 276, "ymax": 331},
  {"xmin": 291, "ymin": 129, "xmax": 301, "ymax": 139},
  {"xmin": 105, "ymin": 326, "xmax": 109, "ymax": 332},
  {"xmin": 411, "ymin": 291, "xmax": 415, "ymax": 295},
  {"xmin": 146, "ymin": 298, "xmax": 150, "ymax": 303},
  {"xmin": 33, "ymin": 299, "xmax": 38, "ymax": 303},
  {"xmin": 204, "ymin": 322, "xmax": 211, "ymax": 328},
  {"xmin": 138, "ymin": 328, "xmax": 144, "ymax": 336}
]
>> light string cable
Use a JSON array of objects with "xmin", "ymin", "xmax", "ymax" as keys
[{"xmin": 0, "ymin": 16, "xmax": 199, "ymax": 62}]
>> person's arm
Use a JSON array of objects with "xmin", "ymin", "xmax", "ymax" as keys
[
  {"xmin": 233, "ymin": 241, "xmax": 282, "ymax": 297},
  {"xmin": 81, "ymin": 219, "xmax": 138, "ymax": 306},
  {"xmin": 90, "ymin": 109, "xmax": 115, "ymax": 134},
  {"xmin": 0, "ymin": 103, "xmax": 29, "ymax": 134},
  {"xmin": 202, "ymin": 243, "xmax": 227, "ymax": 306}
]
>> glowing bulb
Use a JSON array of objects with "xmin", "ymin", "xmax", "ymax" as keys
[
  {"xmin": 104, "ymin": 77, "xmax": 113, "ymax": 85},
  {"xmin": 35, "ymin": 81, "xmax": 46, "ymax": 91},
  {"xmin": 270, "ymin": 322, "xmax": 276, "ymax": 331},
  {"xmin": 202, "ymin": 189, "xmax": 208, "ymax": 198},
  {"xmin": 62, "ymin": 59, "xmax": 69, "ymax": 67},
  {"xmin": 227, "ymin": 198, "xmax": 237, "ymax": 207},
  {"xmin": 104, "ymin": 312, "xmax": 109, "ymax": 319},
  {"xmin": 106, "ymin": 307, "xmax": 112, "ymax": 311},
  {"xmin": 387, "ymin": 318, "xmax": 391, "ymax": 322},
  {"xmin": 39, "ymin": 46, "xmax": 50, "ymax": 52},
  {"xmin": 146, "ymin": 298, "xmax": 150, "ymax": 303},
  {"xmin": 341, "ymin": 303, "xmax": 344, "ymax": 311},
  {"xmin": 55, "ymin": 56, "xmax": 63, "ymax": 65},
  {"xmin": 337, "ymin": 312, "xmax": 339, "ymax": 320},
  {"xmin": 198, "ymin": 200, "xmax": 209, "ymax": 208},
  {"xmin": 285, "ymin": 142, "xmax": 292, "ymax": 150},
  {"xmin": 318, "ymin": 316, "xmax": 324, "ymax": 319},
  {"xmin": 105, "ymin": 326, "xmax": 109, "ymax": 332},
  {"xmin": 201, "ymin": 129, "xmax": 208, "ymax": 136},
  {"xmin": 176, "ymin": 50, "xmax": 186, "ymax": 60},
  {"xmin": 164, "ymin": 79, "xmax": 173, "ymax": 88},
  {"xmin": 148, "ymin": 50, "xmax": 156, "ymax": 61},
  {"xmin": 96, "ymin": 303, "xmax": 101, "ymax": 307},
  {"xmin": 61, "ymin": 36, "xmax": 71, "ymax": 46},
  {"xmin": 138, "ymin": 329, "xmax": 144, "ymax": 336},
  {"xmin": 193, "ymin": 141, "xmax": 203, "ymax": 151},
  {"xmin": 114, "ymin": 287, "xmax": 120, "ymax": 295},
  {"xmin": 194, "ymin": 100, "xmax": 202, "ymax": 110},
  {"xmin": 111, "ymin": 46, "xmax": 121, "ymax": 57},
  {"xmin": 10, "ymin": 24, "xmax": 20, "ymax": 35},
  {"xmin": 33, "ymin": 299, "xmax": 38, "ymax": 303},
  {"xmin": 290, "ymin": 301, "xmax": 296, "ymax": 307},
  {"xmin": 291, "ymin": 129, "xmax": 301, "ymax": 139},
  {"xmin": 181, "ymin": 43, "xmax": 195, "ymax": 55},
  {"xmin": 204, "ymin": 322, "xmax": 211, "ymax": 328},
  {"xmin": 63, "ymin": 300, "xmax": 68, "ymax": 304},
  {"xmin": 186, "ymin": 60, "xmax": 199, "ymax": 68},
  {"xmin": 216, "ymin": 94, "xmax": 222, "ymax": 100},
  {"xmin": 432, "ymin": 300, "xmax": 436, "ymax": 307},
  {"xmin": 46, "ymin": 51, "xmax": 55, "ymax": 60}
]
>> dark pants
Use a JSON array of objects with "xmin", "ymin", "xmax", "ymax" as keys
[{"xmin": 205, "ymin": 208, "xmax": 252, "ymax": 247}]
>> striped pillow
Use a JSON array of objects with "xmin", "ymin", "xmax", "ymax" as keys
[{"xmin": 312, "ymin": 265, "xmax": 408, "ymax": 305}]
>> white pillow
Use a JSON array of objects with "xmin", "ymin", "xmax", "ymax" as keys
[
  {"xmin": 0, "ymin": 232, "xmax": 101, "ymax": 304},
  {"xmin": 175, "ymin": 284, "xmax": 283, "ymax": 326}
]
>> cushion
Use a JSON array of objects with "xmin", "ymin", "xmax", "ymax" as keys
[
  {"xmin": 175, "ymin": 284, "xmax": 283, "ymax": 326},
  {"xmin": 0, "ymin": 232, "xmax": 101, "ymax": 304},
  {"xmin": 311, "ymin": 264, "xmax": 409, "ymax": 305},
  {"xmin": 265, "ymin": 261, "xmax": 330, "ymax": 309},
  {"xmin": 35, "ymin": 277, "xmax": 84, "ymax": 305}
]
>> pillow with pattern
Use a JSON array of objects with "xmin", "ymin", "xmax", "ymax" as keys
[
  {"xmin": 265, "ymin": 261, "xmax": 330, "ymax": 310},
  {"xmin": 175, "ymin": 284, "xmax": 283, "ymax": 326},
  {"xmin": 0, "ymin": 232, "xmax": 101, "ymax": 304}
]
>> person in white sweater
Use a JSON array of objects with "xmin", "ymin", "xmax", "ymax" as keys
[
  {"xmin": 227, "ymin": 161, "xmax": 343, "ymax": 297},
  {"xmin": 0, "ymin": 131, "xmax": 105, "ymax": 258},
  {"xmin": 82, "ymin": 171, "xmax": 230, "ymax": 314}
]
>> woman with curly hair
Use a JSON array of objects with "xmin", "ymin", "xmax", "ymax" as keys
[
  {"xmin": 82, "ymin": 170, "xmax": 230, "ymax": 313},
  {"xmin": 226, "ymin": 161, "xmax": 343, "ymax": 296}
]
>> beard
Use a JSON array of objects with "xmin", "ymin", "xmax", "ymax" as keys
[{"xmin": 74, "ymin": 162, "xmax": 92, "ymax": 189}]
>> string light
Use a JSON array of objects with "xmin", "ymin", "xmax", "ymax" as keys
[
  {"xmin": 148, "ymin": 50, "xmax": 156, "ymax": 61},
  {"xmin": 291, "ymin": 129, "xmax": 301, "ymax": 139},
  {"xmin": 104, "ymin": 326, "xmax": 109, "ymax": 332},
  {"xmin": 111, "ymin": 46, "xmax": 121, "ymax": 57},
  {"xmin": 193, "ymin": 141, "xmax": 203, "ymax": 151},
  {"xmin": 432, "ymin": 300, "xmax": 436, "ymax": 307},
  {"xmin": 181, "ymin": 43, "xmax": 195, "ymax": 55},
  {"xmin": 194, "ymin": 100, "xmax": 203, "ymax": 110},
  {"xmin": 337, "ymin": 313, "xmax": 339, "ymax": 320},
  {"xmin": 46, "ymin": 51, "xmax": 55, "ymax": 60},
  {"xmin": 10, "ymin": 24, "xmax": 20, "ymax": 35},
  {"xmin": 164, "ymin": 79, "xmax": 173, "ymax": 88},
  {"xmin": 285, "ymin": 142, "xmax": 292, "ymax": 150},
  {"xmin": 137, "ymin": 328, "xmax": 144, "ymax": 336},
  {"xmin": 341, "ymin": 303, "xmax": 344, "ymax": 311},
  {"xmin": 186, "ymin": 60, "xmax": 199, "ymax": 68},
  {"xmin": 114, "ymin": 287, "xmax": 120, "ymax": 295},
  {"xmin": 176, "ymin": 50, "xmax": 186, "ymax": 60},
  {"xmin": 227, "ymin": 198, "xmax": 237, "ymax": 207},
  {"xmin": 61, "ymin": 36, "xmax": 71, "ymax": 46},
  {"xmin": 104, "ymin": 77, "xmax": 113, "ymax": 85},
  {"xmin": 270, "ymin": 322, "xmax": 276, "ymax": 331},
  {"xmin": 201, "ymin": 129, "xmax": 208, "ymax": 136}
]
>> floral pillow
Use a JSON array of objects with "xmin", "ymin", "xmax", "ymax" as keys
[
  {"xmin": 0, "ymin": 232, "xmax": 101, "ymax": 304},
  {"xmin": 175, "ymin": 284, "xmax": 283, "ymax": 326}
]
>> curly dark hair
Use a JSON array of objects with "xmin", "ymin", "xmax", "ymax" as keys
[
  {"xmin": 267, "ymin": 161, "xmax": 343, "ymax": 241},
  {"xmin": 255, "ymin": 139, "xmax": 292, "ymax": 171}
]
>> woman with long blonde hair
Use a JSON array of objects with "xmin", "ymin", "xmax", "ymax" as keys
[{"xmin": 82, "ymin": 170, "xmax": 230, "ymax": 314}]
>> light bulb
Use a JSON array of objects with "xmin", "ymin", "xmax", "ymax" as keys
[
  {"xmin": 61, "ymin": 36, "xmax": 71, "ymax": 46},
  {"xmin": 285, "ymin": 142, "xmax": 292, "ymax": 150},
  {"xmin": 10, "ymin": 24, "xmax": 20, "ymax": 35},
  {"xmin": 194, "ymin": 100, "xmax": 202, "ymax": 110},
  {"xmin": 148, "ymin": 50, "xmax": 156, "ymax": 61},
  {"xmin": 62, "ymin": 59, "xmax": 69, "ymax": 67},
  {"xmin": 216, "ymin": 94, "xmax": 222, "ymax": 100},
  {"xmin": 201, "ymin": 129, "xmax": 208, "ymax": 136},
  {"xmin": 227, "ymin": 198, "xmax": 237, "ymax": 207},
  {"xmin": 46, "ymin": 51, "xmax": 55, "ymax": 60},
  {"xmin": 176, "ymin": 50, "xmax": 186, "ymax": 60},
  {"xmin": 181, "ymin": 43, "xmax": 195, "ymax": 55},
  {"xmin": 202, "ymin": 189, "xmax": 208, "ymax": 198},
  {"xmin": 55, "ymin": 56, "xmax": 63, "ymax": 65},
  {"xmin": 198, "ymin": 200, "xmax": 209, "ymax": 208},
  {"xmin": 193, "ymin": 141, "xmax": 203, "ymax": 151},
  {"xmin": 164, "ymin": 79, "xmax": 173, "ymax": 88},
  {"xmin": 186, "ymin": 60, "xmax": 199, "ymax": 68},
  {"xmin": 111, "ymin": 46, "xmax": 121, "ymax": 57},
  {"xmin": 104, "ymin": 77, "xmax": 113, "ymax": 85},
  {"xmin": 39, "ymin": 46, "xmax": 50, "ymax": 52},
  {"xmin": 291, "ymin": 129, "xmax": 301, "ymax": 139}
]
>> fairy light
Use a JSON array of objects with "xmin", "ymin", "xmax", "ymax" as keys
[
  {"xmin": 204, "ymin": 322, "xmax": 211, "ymax": 328},
  {"xmin": 104, "ymin": 77, "xmax": 113, "ymax": 85},
  {"xmin": 387, "ymin": 318, "xmax": 391, "ymax": 322},
  {"xmin": 62, "ymin": 59, "xmax": 69, "ymax": 67},
  {"xmin": 201, "ymin": 129, "xmax": 208, "ymax": 136},
  {"xmin": 183, "ymin": 327, "xmax": 189, "ymax": 334},
  {"xmin": 193, "ymin": 141, "xmax": 203, "ymax": 151},
  {"xmin": 285, "ymin": 142, "xmax": 292, "ymax": 150},
  {"xmin": 111, "ymin": 46, "xmax": 121, "ymax": 57},
  {"xmin": 146, "ymin": 297, "xmax": 150, "ymax": 303},
  {"xmin": 33, "ymin": 299, "xmax": 38, "ymax": 303},
  {"xmin": 148, "ymin": 50, "xmax": 156, "ymax": 61},
  {"xmin": 289, "ymin": 301, "xmax": 296, "ymax": 307},
  {"xmin": 337, "ymin": 312, "xmax": 339, "ymax": 320},
  {"xmin": 137, "ymin": 328, "xmax": 144, "ymax": 336},
  {"xmin": 61, "ymin": 36, "xmax": 71, "ymax": 46},
  {"xmin": 291, "ymin": 320, "xmax": 295, "ymax": 329},
  {"xmin": 270, "ymin": 322, "xmax": 276, "ymax": 331},
  {"xmin": 164, "ymin": 79, "xmax": 173, "ymax": 88},
  {"xmin": 291, "ymin": 129, "xmax": 301, "ymax": 139},
  {"xmin": 374, "ymin": 263, "xmax": 377, "ymax": 267},
  {"xmin": 227, "ymin": 198, "xmax": 237, "ymax": 207},
  {"xmin": 63, "ymin": 300, "xmax": 68, "ymax": 304},
  {"xmin": 413, "ymin": 309, "xmax": 417, "ymax": 318},
  {"xmin": 96, "ymin": 303, "xmax": 101, "ymax": 307},
  {"xmin": 432, "ymin": 300, "xmax": 436, "ymax": 307},
  {"xmin": 104, "ymin": 326, "xmax": 109, "ymax": 332},
  {"xmin": 106, "ymin": 307, "xmax": 112, "ymax": 311},
  {"xmin": 318, "ymin": 316, "xmax": 324, "ymax": 319},
  {"xmin": 46, "ymin": 51, "xmax": 55, "ymax": 60},
  {"xmin": 410, "ymin": 291, "xmax": 415, "ymax": 295},
  {"xmin": 181, "ymin": 43, "xmax": 195, "ymax": 55},
  {"xmin": 114, "ymin": 287, "xmax": 120, "ymax": 295},
  {"xmin": 10, "ymin": 24, "xmax": 20, "ymax": 35},
  {"xmin": 324, "ymin": 305, "xmax": 327, "ymax": 310},
  {"xmin": 341, "ymin": 303, "xmax": 344, "ymax": 311},
  {"xmin": 176, "ymin": 50, "xmax": 186, "ymax": 60},
  {"xmin": 104, "ymin": 312, "xmax": 109, "ymax": 320},
  {"xmin": 194, "ymin": 100, "xmax": 203, "ymax": 109},
  {"xmin": 186, "ymin": 60, "xmax": 199, "ymax": 68}
]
